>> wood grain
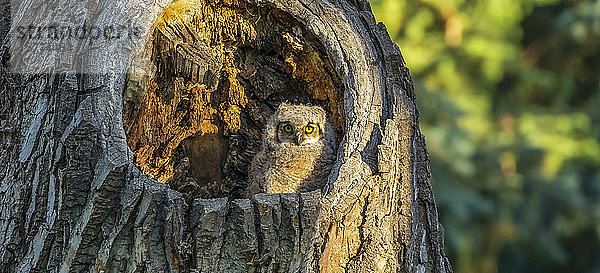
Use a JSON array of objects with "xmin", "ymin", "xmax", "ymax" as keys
[{"xmin": 0, "ymin": 0, "xmax": 452, "ymax": 272}]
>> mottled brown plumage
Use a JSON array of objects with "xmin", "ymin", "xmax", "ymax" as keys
[{"xmin": 247, "ymin": 103, "xmax": 336, "ymax": 196}]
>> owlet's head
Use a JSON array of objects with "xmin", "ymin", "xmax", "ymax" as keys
[{"xmin": 274, "ymin": 103, "xmax": 327, "ymax": 146}]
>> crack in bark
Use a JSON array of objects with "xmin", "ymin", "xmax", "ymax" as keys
[
  {"xmin": 251, "ymin": 196, "xmax": 264, "ymax": 267},
  {"xmin": 345, "ymin": 192, "xmax": 370, "ymax": 272}
]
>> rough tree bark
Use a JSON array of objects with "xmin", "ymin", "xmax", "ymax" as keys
[{"xmin": 0, "ymin": 0, "xmax": 452, "ymax": 272}]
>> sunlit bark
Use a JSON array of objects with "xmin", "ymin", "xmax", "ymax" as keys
[{"xmin": 0, "ymin": 0, "xmax": 451, "ymax": 272}]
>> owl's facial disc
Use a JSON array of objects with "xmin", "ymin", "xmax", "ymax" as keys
[{"xmin": 277, "ymin": 121, "xmax": 321, "ymax": 146}]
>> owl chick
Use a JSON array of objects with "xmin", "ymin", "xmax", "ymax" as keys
[{"xmin": 247, "ymin": 103, "xmax": 336, "ymax": 197}]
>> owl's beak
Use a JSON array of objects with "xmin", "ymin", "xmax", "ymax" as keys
[{"xmin": 295, "ymin": 133, "xmax": 304, "ymax": 145}]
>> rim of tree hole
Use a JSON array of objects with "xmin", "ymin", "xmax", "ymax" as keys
[{"xmin": 122, "ymin": 0, "xmax": 345, "ymax": 200}]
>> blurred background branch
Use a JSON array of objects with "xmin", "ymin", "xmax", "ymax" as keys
[{"xmin": 371, "ymin": 0, "xmax": 600, "ymax": 272}]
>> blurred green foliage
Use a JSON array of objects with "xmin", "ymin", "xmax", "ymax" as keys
[{"xmin": 371, "ymin": 0, "xmax": 600, "ymax": 272}]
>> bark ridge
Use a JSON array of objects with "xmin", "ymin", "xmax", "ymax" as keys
[{"xmin": 0, "ymin": 0, "xmax": 452, "ymax": 272}]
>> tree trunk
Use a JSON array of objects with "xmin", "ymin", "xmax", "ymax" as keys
[{"xmin": 0, "ymin": 0, "xmax": 452, "ymax": 272}]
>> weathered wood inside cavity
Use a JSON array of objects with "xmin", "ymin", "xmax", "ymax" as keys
[
  {"xmin": 0, "ymin": 0, "xmax": 453, "ymax": 272},
  {"xmin": 123, "ymin": 0, "xmax": 345, "ymax": 199}
]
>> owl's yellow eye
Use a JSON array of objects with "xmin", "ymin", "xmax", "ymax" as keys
[
  {"xmin": 304, "ymin": 125, "xmax": 314, "ymax": 134},
  {"xmin": 283, "ymin": 124, "xmax": 293, "ymax": 133}
]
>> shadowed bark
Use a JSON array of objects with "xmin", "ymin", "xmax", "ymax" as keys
[{"xmin": 0, "ymin": 0, "xmax": 452, "ymax": 272}]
